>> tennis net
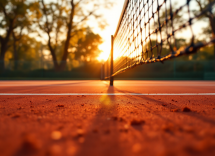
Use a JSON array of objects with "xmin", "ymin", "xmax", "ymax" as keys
[{"xmin": 103, "ymin": 0, "xmax": 215, "ymax": 82}]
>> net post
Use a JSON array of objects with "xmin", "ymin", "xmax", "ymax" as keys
[{"xmin": 110, "ymin": 35, "xmax": 114, "ymax": 86}]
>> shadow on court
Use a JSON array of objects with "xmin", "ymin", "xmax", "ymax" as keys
[
  {"xmin": 75, "ymin": 86, "xmax": 126, "ymax": 156},
  {"xmin": 113, "ymin": 86, "xmax": 215, "ymax": 126}
]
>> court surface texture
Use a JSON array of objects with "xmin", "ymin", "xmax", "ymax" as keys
[{"xmin": 0, "ymin": 80, "xmax": 215, "ymax": 156}]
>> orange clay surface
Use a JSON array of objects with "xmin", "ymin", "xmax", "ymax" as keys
[{"xmin": 0, "ymin": 80, "xmax": 215, "ymax": 156}]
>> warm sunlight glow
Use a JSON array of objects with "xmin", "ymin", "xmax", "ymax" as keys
[
  {"xmin": 94, "ymin": 0, "xmax": 124, "ymax": 62},
  {"xmin": 97, "ymin": 41, "xmax": 122, "ymax": 62},
  {"xmin": 97, "ymin": 43, "xmax": 110, "ymax": 62}
]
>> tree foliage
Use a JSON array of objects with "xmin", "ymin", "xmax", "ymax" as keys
[
  {"xmin": 32, "ymin": 0, "xmax": 113, "ymax": 71},
  {"xmin": 194, "ymin": 0, "xmax": 215, "ymax": 37},
  {"xmin": 0, "ymin": 0, "xmax": 33, "ymax": 70},
  {"xmin": 74, "ymin": 28, "xmax": 103, "ymax": 61},
  {"xmin": 0, "ymin": 0, "xmax": 113, "ymax": 71}
]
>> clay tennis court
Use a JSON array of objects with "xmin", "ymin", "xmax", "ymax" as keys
[{"xmin": 0, "ymin": 80, "xmax": 215, "ymax": 156}]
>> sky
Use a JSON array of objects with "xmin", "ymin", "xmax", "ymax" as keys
[{"xmin": 95, "ymin": 0, "xmax": 125, "ymax": 61}]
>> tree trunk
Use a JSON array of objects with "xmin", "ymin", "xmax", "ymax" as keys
[
  {"xmin": 0, "ymin": 19, "xmax": 14, "ymax": 71},
  {"xmin": 208, "ymin": 15, "xmax": 215, "ymax": 71},
  {"xmin": 13, "ymin": 40, "xmax": 18, "ymax": 70},
  {"xmin": 0, "ymin": 48, "xmax": 6, "ymax": 71},
  {"xmin": 214, "ymin": 45, "xmax": 215, "ymax": 71},
  {"xmin": 0, "ymin": 43, "xmax": 7, "ymax": 71},
  {"xmin": 44, "ymin": 0, "xmax": 74, "ymax": 72},
  {"xmin": 53, "ymin": 61, "xmax": 60, "ymax": 71},
  {"xmin": 50, "ymin": 50, "xmax": 60, "ymax": 71},
  {"xmin": 47, "ymin": 37, "xmax": 60, "ymax": 71},
  {"xmin": 49, "ymin": 47, "xmax": 61, "ymax": 71},
  {"xmin": 56, "ymin": 0, "xmax": 75, "ymax": 71},
  {"xmin": 58, "ymin": 59, "xmax": 67, "ymax": 71}
]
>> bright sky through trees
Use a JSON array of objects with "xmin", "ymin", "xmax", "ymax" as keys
[
  {"xmin": 96, "ymin": 0, "xmax": 124, "ymax": 62},
  {"xmin": 38, "ymin": 0, "xmax": 124, "ymax": 62}
]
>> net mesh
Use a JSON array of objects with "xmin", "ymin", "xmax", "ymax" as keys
[{"xmin": 104, "ymin": 0, "xmax": 215, "ymax": 79}]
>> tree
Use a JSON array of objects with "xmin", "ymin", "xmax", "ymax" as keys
[
  {"xmin": 74, "ymin": 28, "xmax": 103, "ymax": 61},
  {"xmin": 6, "ymin": 34, "xmax": 42, "ymax": 70},
  {"xmin": 34, "ymin": 0, "xmax": 113, "ymax": 71},
  {"xmin": 195, "ymin": 0, "xmax": 215, "ymax": 37},
  {"xmin": 195, "ymin": 0, "xmax": 215, "ymax": 69},
  {"xmin": 0, "ymin": 0, "xmax": 31, "ymax": 71},
  {"xmin": 12, "ymin": 29, "xmax": 24, "ymax": 70},
  {"xmin": 11, "ymin": 3, "xmax": 33, "ymax": 70}
]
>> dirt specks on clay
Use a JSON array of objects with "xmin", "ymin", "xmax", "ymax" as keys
[
  {"xmin": 57, "ymin": 105, "xmax": 64, "ymax": 107},
  {"xmin": 112, "ymin": 116, "xmax": 118, "ymax": 121},
  {"xmin": 17, "ymin": 107, "xmax": 22, "ymax": 110},
  {"xmin": 130, "ymin": 119, "xmax": 145, "ymax": 126},
  {"xmin": 171, "ymin": 109, "xmax": 179, "ymax": 112},
  {"xmin": 132, "ymin": 143, "xmax": 142, "ymax": 153},
  {"xmin": 183, "ymin": 107, "xmax": 191, "ymax": 112},
  {"xmin": 12, "ymin": 114, "xmax": 21, "ymax": 118},
  {"xmin": 47, "ymin": 144, "xmax": 62, "ymax": 156},
  {"xmin": 92, "ymin": 128, "xmax": 98, "ymax": 133},
  {"xmin": 77, "ymin": 129, "xmax": 84, "ymax": 137},
  {"xmin": 119, "ymin": 117, "xmax": 126, "ymax": 122},
  {"xmin": 120, "ymin": 124, "xmax": 129, "ymax": 132},
  {"xmin": 162, "ymin": 123, "xmax": 175, "ymax": 132},
  {"xmin": 15, "ymin": 133, "xmax": 41, "ymax": 156},
  {"xmin": 51, "ymin": 131, "xmax": 62, "ymax": 140},
  {"xmin": 104, "ymin": 129, "xmax": 111, "ymax": 134}
]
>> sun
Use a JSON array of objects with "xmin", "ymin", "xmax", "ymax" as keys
[
  {"xmin": 97, "ymin": 52, "xmax": 109, "ymax": 62},
  {"xmin": 97, "ymin": 41, "xmax": 123, "ymax": 62},
  {"xmin": 97, "ymin": 43, "xmax": 111, "ymax": 62}
]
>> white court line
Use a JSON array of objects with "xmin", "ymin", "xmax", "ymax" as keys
[
  {"xmin": 0, "ymin": 84, "xmax": 215, "ymax": 86},
  {"xmin": 0, "ymin": 93, "xmax": 215, "ymax": 96}
]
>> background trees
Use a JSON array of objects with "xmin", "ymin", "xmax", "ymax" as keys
[
  {"xmin": 33, "ymin": 0, "xmax": 112, "ymax": 71},
  {"xmin": 0, "ymin": 0, "xmax": 113, "ymax": 72},
  {"xmin": 74, "ymin": 28, "xmax": 103, "ymax": 61},
  {"xmin": 0, "ymin": 0, "xmax": 32, "ymax": 70}
]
